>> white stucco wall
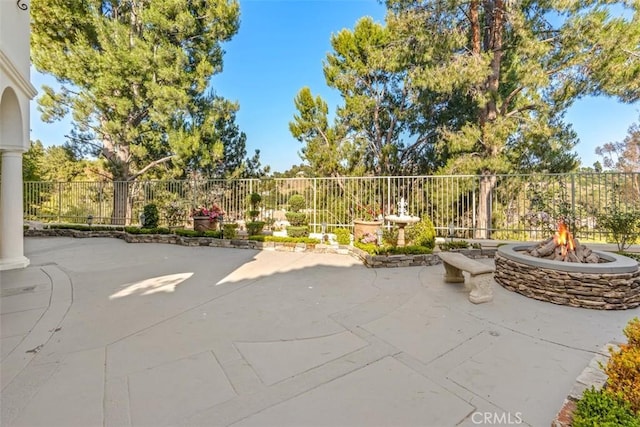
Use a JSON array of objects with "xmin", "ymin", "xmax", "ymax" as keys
[
  {"xmin": 0, "ymin": 0, "xmax": 35, "ymax": 152},
  {"xmin": 0, "ymin": 0, "xmax": 36, "ymax": 270},
  {"xmin": 0, "ymin": 1, "xmax": 31, "ymax": 78}
]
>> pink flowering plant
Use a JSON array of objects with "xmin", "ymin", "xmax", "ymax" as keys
[
  {"xmin": 354, "ymin": 203, "xmax": 383, "ymax": 221},
  {"xmin": 191, "ymin": 203, "xmax": 225, "ymax": 221}
]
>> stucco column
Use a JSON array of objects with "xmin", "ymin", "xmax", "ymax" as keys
[{"xmin": 0, "ymin": 150, "xmax": 29, "ymax": 270}]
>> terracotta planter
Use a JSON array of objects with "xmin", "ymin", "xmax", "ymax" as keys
[
  {"xmin": 193, "ymin": 217, "xmax": 218, "ymax": 232},
  {"xmin": 353, "ymin": 220, "xmax": 383, "ymax": 242}
]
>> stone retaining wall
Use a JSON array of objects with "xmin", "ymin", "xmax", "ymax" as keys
[
  {"xmin": 24, "ymin": 229, "xmax": 495, "ymax": 268},
  {"xmin": 495, "ymin": 252, "xmax": 640, "ymax": 310}
]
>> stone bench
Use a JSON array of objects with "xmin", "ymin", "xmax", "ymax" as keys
[{"xmin": 437, "ymin": 252, "xmax": 494, "ymax": 304}]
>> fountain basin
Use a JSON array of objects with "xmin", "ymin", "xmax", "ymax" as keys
[
  {"xmin": 495, "ymin": 244, "xmax": 640, "ymax": 309},
  {"xmin": 385, "ymin": 215, "xmax": 420, "ymax": 225}
]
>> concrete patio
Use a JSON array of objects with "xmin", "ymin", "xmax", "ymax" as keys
[{"xmin": 1, "ymin": 237, "xmax": 638, "ymax": 427}]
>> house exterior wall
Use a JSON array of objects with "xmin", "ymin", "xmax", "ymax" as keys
[{"xmin": 0, "ymin": 0, "xmax": 37, "ymax": 270}]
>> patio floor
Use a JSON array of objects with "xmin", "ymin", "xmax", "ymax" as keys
[{"xmin": 1, "ymin": 237, "xmax": 638, "ymax": 427}]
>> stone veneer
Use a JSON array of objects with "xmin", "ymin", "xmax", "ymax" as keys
[
  {"xmin": 24, "ymin": 228, "xmax": 496, "ymax": 268},
  {"xmin": 495, "ymin": 249, "xmax": 640, "ymax": 310}
]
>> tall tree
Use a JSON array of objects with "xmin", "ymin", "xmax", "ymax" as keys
[
  {"xmin": 384, "ymin": 0, "xmax": 638, "ymax": 237},
  {"xmin": 289, "ymin": 87, "xmax": 357, "ymax": 177},
  {"xmin": 596, "ymin": 120, "xmax": 640, "ymax": 172},
  {"xmin": 31, "ymin": 0, "xmax": 240, "ymax": 223}
]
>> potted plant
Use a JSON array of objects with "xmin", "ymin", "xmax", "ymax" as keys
[
  {"xmin": 353, "ymin": 202, "xmax": 383, "ymax": 242},
  {"xmin": 191, "ymin": 203, "xmax": 224, "ymax": 232}
]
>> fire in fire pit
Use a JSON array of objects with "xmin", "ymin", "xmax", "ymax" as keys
[{"xmin": 527, "ymin": 220, "xmax": 600, "ymax": 263}]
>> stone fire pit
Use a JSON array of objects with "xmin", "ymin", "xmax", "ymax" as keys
[{"xmin": 495, "ymin": 244, "xmax": 640, "ymax": 309}]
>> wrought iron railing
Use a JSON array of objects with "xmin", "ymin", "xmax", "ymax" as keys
[{"xmin": 23, "ymin": 172, "xmax": 640, "ymax": 241}]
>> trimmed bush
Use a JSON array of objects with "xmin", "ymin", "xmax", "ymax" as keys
[
  {"xmin": 285, "ymin": 212, "xmax": 307, "ymax": 226},
  {"xmin": 265, "ymin": 236, "xmax": 320, "ymax": 244},
  {"xmin": 572, "ymin": 387, "xmax": 639, "ymax": 427},
  {"xmin": 246, "ymin": 221, "xmax": 266, "ymax": 236},
  {"xmin": 142, "ymin": 204, "xmax": 160, "ymax": 228},
  {"xmin": 334, "ymin": 228, "xmax": 351, "ymax": 245},
  {"xmin": 288, "ymin": 194, "xmax": 306, "ymax": 212},
  {"xmin": 286, "ymin": 226, "xmax": 309, "ymax": 238},
  {"xmin": 406, "ymin": 218, "xmax": 436, "ymax": 249},
  {"xmin": 223, "ymin": 223, "xmax": 238, "ymax": 239}
]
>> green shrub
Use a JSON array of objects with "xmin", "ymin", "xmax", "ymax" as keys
[
  {"xmin": 334, "ymin": 228, "xmax": 351, "ymax": 245},
  {"xmin": 572, "ymin": 387, "xmax": 639, "ymax": 427},
  {"xmin": 625, "ymin": 317, "xmax": 640, "ymax": 348},
  {"xmin": 51, "ymin": 224, "xmax": 126, "ymax": 232},
  {"xmin": 605, "ymin": 343, "xmax": 640, "ymax": 414},
  {"xmin": 264, "ymin": 236, "xmax": 320, "ymax": 244},
  {"xmin": 354, "ymin": 241, "xmax": 378, "ymax": 254},
  {"xmin": 285, "ymin": 212, "xmax": 307, "ymax": 226},
  {"xmin": 246, "ymin": 221, "xmax": 266, "ymax": 236},
  {"xmin": 406, "ymin": 218, "xmax": 436, "ymax": 249},
  {"xmin": 163, "ymin": 202, "xmax": 184, "ymax": 227},
  {"xmin": 288, "ymin": 194, "xmax": 306, "ymax": 212},
  {"xmin": 125, "ymin": 227, "xmax": 170, "ymax": 235},
  {"xmin": 286, "ymin": 226, "xmax": 309, "ymax": 238},
  {"xmin": 142, "ymin": 204, "xmax": 160, "ymax": 228},
  {"xmin": 439, "ymin": 240, "xmax": 472, "ymax": 251},
  {"xmin": 382, "ymin": 227, "xmax": 398, "ymax": 246},
  {"xmin": 174, "ymin": 229, "xmax": 205, "ymax": 237},
  {"xmin": 204, "ymin": 230, "xmax": 222, "ymax": 238},
  {"xmin": 597, "ymin": 205, "xmax": 640, "ymax": 251},
  {"xmin": 376, "ymin": 245, "xmax": 433, "ymax": 255},
  {"xmin": 223, "ymin": 223, "xmax": 238, "ymax": 239}
]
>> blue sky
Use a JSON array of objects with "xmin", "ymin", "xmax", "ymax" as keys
[{"xmin": 30, "ymin": 0, "xmax": 639, "ymax": 173}]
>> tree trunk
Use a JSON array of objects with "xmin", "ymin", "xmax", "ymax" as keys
[
  {"xmin": 112, "ymin": 181, "xmax": 130, "ymax": 225},
  {"xmin": 475, "ymin": 173, "xmax": 496, "ymax": 238}
]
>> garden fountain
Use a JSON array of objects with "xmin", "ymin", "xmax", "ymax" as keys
[{"xmin": 385, "ymin": 198, "xmax": 420, "ymax": 247}]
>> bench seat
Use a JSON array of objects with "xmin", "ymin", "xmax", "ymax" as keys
[{"xmin": 437, "ymin": 252, "xmax": 494, "ymax": 304}]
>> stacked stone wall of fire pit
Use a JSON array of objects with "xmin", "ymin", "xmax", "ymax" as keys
[{"xmin": 495, "ymin": 252, "xmax": 640, "ymax": 310}]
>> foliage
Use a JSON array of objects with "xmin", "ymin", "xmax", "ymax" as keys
[
  {"xmin": 596, "ymin": 121, "xmax": 640, "ymax": 173},
  {"xmin": 285, "ymin": 212, "xmax": 307, "ymax": 226},
  {"xmin": 439, "ymin": 240, "xmax": 479, "ymax": 251},
  {"xmin": 406, "ymin": 218, "xmax": 436, "ymax": 249},
  {"xmin": 223, "ymin": 223, "xmax": 238, "ymax": 239},
  {"xmin": 286, "ymin": 226, "xmax": 309, "ymax": 238},
  {"xmin": 354, "ymin": 203, "xmax": 383, "ymax": 221},
  {"xmin": 572, "ymin": 387, "xmax": 639, "ymax": 427},
  {"xmin": 142, "ymin": 204, "xmax": 159, "ymax": 228},
  {"xmin": 247, "ymin": 193, "xmax": 262, "ymax": 221},
  {"xmin": 31, "ymin": 0, "xmax": 240, "ymax": 222},
  {"xmin": 597, "ymin": 204, "xmax": 640, "ymax": 251},
  {"xmin": 354, "ymin": 241, "xmax": 432, "ymax": 255},
  {"xmin": 124, "ymin": 226, "xmax": 170, "ymax": 235},
  {"xmin": 49, "ymin": 224, "xmax": 125, "ymax": 231},
  {"xmin": 624, "ymin": 318, "xmax": 640, "ymax": 348},
  {"xmin": 264, "ymin": 236, "xmax": 321, "ymax": 244},
  {"xmin": 288, "ymin": 194, "xmax": 306, "ymax": 212},
  {"xmin": 333, "ymin": 228, "xmax": 351, "ymax": 245},
  {"xmin": 375, "ymin": 245, "xmax": 433, "ymax": 255},
  {"xmin": 382, "ymin": 227, "xmax": 399, "ymax": 246},
  {"xmin": 605, "ymin": 344, "xmax": 640, "ymax": 414},
  {"xmin": 163, "ymin": 202, "xmax": 185, "ymax": 228},
  {"xmin": 360, "ymin": 232, "xmax": 378, "ymax": 245},
  {"xmin": 191, "ymin": 204, "xmax": 225, "ymax": 221},
  {"xmin": 174, "ymin": 229, "xmax": 205, "ymax": 238},
  {"xmin": 246, "ymin": 221, "xmax": 265, "ymax": 236}
]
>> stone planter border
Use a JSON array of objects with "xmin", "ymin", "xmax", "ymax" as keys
[{"xmin": 24, "ymin": 228, "xmax": 495, "ymax": 268}]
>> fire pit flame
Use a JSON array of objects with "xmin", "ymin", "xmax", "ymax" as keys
[
  {"xmin": 554, "ymin": 220, "xmax": 576, "ymax": 257},
  {"xmin": 527, "ymin": 220, "xmax": 600, "ymax": 263}
]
